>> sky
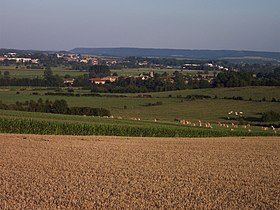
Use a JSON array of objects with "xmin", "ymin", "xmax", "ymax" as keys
[{"xmin": 0, "ymin": 0, "xmax": 279, "ymax": 52}]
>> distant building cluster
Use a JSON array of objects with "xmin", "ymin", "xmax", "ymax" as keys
[
  {"xmin": 56, "ymin": 53, "xmax": 119, "ymax": 66},
  {"xmin": 182, "ymin": 63, "xmax": 228, "ymax": 71},
  {"xmin": 1, "ymin": 51, "xmax": 230, "ymax": 87},
  {"xmin": 0, "ymin": 53, "xmax": 39, "ymax": 63},
  {"xmin": 88, "ymin": 72, "xmax": 155, "ymax": 85}
]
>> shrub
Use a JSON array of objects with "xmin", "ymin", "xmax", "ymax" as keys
[
  {"xmin": 261, "ymin": 111, "xmax": 280, "ymax": 122},
  {"xmin": 144, "ymin": 101, "xmax": 163, "ymax": 106},
  {"xmin": 223, "ymin": 96, "xmax": 244, "ymax": 100},
  {"xmin": 185, "ymin": 95, "xmax": 211, "ymax": 100}
]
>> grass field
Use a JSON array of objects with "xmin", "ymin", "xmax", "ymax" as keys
[
  {"xmin": 0, "ymin": 66, "xmax": 86, "ymax": 78},
  {"xmin": 0, "ymin": 86, "xmax": 279, "ymax": 137},
  {"xmin": 1, "ymin": 134, "xmax": 279, "ymax": 209},
  {"xmin": 0, "ymin": 86, "xmax": 279, "ymax": 122},
  {"xmin": 111, "ymin": 68, "xmax": 207, "ymax": 76},
  {"xmin": 0, "ymin": 65, "xmax": 211, "ymax": 78},
  {"xmin": 150, "ymin": 86, "xmax": 280, "ymax": 100}
]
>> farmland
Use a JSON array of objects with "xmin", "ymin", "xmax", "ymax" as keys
[
  {"xmin": 0, "ymin": 86, "xmax": 280, "ymax": 123},
  {"xmin": 1, "ymin": 116, "xmax": 278, "ymax": 137},
  {"xmin": 0, "ymin": 55, "xmax": 279, "ymax": 210},
  {"xmin": 111, "ymin": 67, "xmax": 205, "ymax": 76},
  {"xmin": 0, "ymin": 66, "xmax": 86, "ymax": 78},
  {"xmin": 0, "ymin": 134, "xmax": 279, "ymax": 209},
  {"xmin": 0, "ymin": 66, "xmax": 197, "ymax": 78}
]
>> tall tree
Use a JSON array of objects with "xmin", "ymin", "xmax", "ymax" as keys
[{"xmin": 43, "ymin": 67, "xmax": 63, "ymax": 86}]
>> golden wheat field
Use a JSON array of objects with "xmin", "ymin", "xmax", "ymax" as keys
[{"xmin": 0, "ymin": 134, "xmax": 279, "ymax": 209}]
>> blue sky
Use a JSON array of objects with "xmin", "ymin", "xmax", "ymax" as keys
[{"xmin": 0, "ymin": 0, "xmax": 279, "ymax": 51}]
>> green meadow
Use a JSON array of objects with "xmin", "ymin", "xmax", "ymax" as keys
[
  {"xmin": 0, "ymin": 66, "xmax": 86, "ymax": 78},
  {"xmin": 0, "ymin": 65, "xmax": 208, "ymax": 79},
  {"xmin": 111, "ymin": 68, "xmax": 206, "ymax": 76},
  {"xmin": 0, "ymin": 85, "xmax": 279, "ymax": 137},
  {"xmin": 0, "ymin": 86, "xmax": 279, "ymax": 123}
]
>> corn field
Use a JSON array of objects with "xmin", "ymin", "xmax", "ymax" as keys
[{"xmin": 0, "ymin": 118, "xmax": 278, "ymax": 137}]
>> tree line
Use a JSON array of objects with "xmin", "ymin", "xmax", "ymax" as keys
[
  {"xmin": 212, "ymin": 67, "xmax": 280, "ymax": 87},
  {"xmin": 0, "ymin": 99, "xmax": 110, "ymax": 117}
]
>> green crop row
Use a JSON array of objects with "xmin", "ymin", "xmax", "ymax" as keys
[{"xmin": 0, "ymin": 118, "xmax": 278, "ymax": 138}]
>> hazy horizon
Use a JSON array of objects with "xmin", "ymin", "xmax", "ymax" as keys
[{"xmin": 1, "ymin": 0, "xmax": 279, "ymax": 52}]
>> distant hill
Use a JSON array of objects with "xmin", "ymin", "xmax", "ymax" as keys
[
  {"xmin": 70, "ymin": 47, "xmax": 280, "ymax": 61},
  {"xmin": 1, "ymin": 47, "xmax": 279, "ymax": 62}
]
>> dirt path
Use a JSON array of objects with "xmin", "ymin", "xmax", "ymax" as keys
[{"xmin": 0, "ymin": 134, "xmax": 279, "ymax": 209}]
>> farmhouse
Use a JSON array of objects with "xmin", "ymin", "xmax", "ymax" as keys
[
  {"xmin": 89, "ymin": 78, "xmax": 107, "ymax": 85},
  {"xmin": 89, "ymin": 76, "xmax": 119, "ymax": 85},
  {"xmin": 132, "ymin": 71, "xmax": 155, "ymax": 80},
  {"xmin": 79, "ymin": 59, "xmax": 89, "ymax": 63},
  {"xmin": 103, "ymin": 76, "xmax": 119, "ymax": 82},
  {"xmin": 63, "ymin": 78, "xmax": 75, "ymax": 85}
]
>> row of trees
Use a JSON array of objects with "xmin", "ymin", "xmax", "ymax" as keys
[
  {"xmin": 213, "ymin": 67, "xmax": 280, "ymax": 87},
  {"xmin": 0, "ymin": 68, "xmax": 63, "ymax": 87},
  {"xmin": 1, "ymin": 69, "xmax": 279, "ymax": 91},
  {"xmin": 90, "ymin": 71, "xmax": 211, "ymax": 93},
  {"xmin": 0, "ymin": 99, "xmax": 111, "ymax": 116}
]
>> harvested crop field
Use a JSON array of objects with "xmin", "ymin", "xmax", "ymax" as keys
[{"xmin": 0, "ymin": 134, "xmax": 279, "ymax": 209}]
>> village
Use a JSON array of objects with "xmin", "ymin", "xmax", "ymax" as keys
[{"xmin": 0, "ymin": 51, "xmax": 226, "ymax": 88}]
